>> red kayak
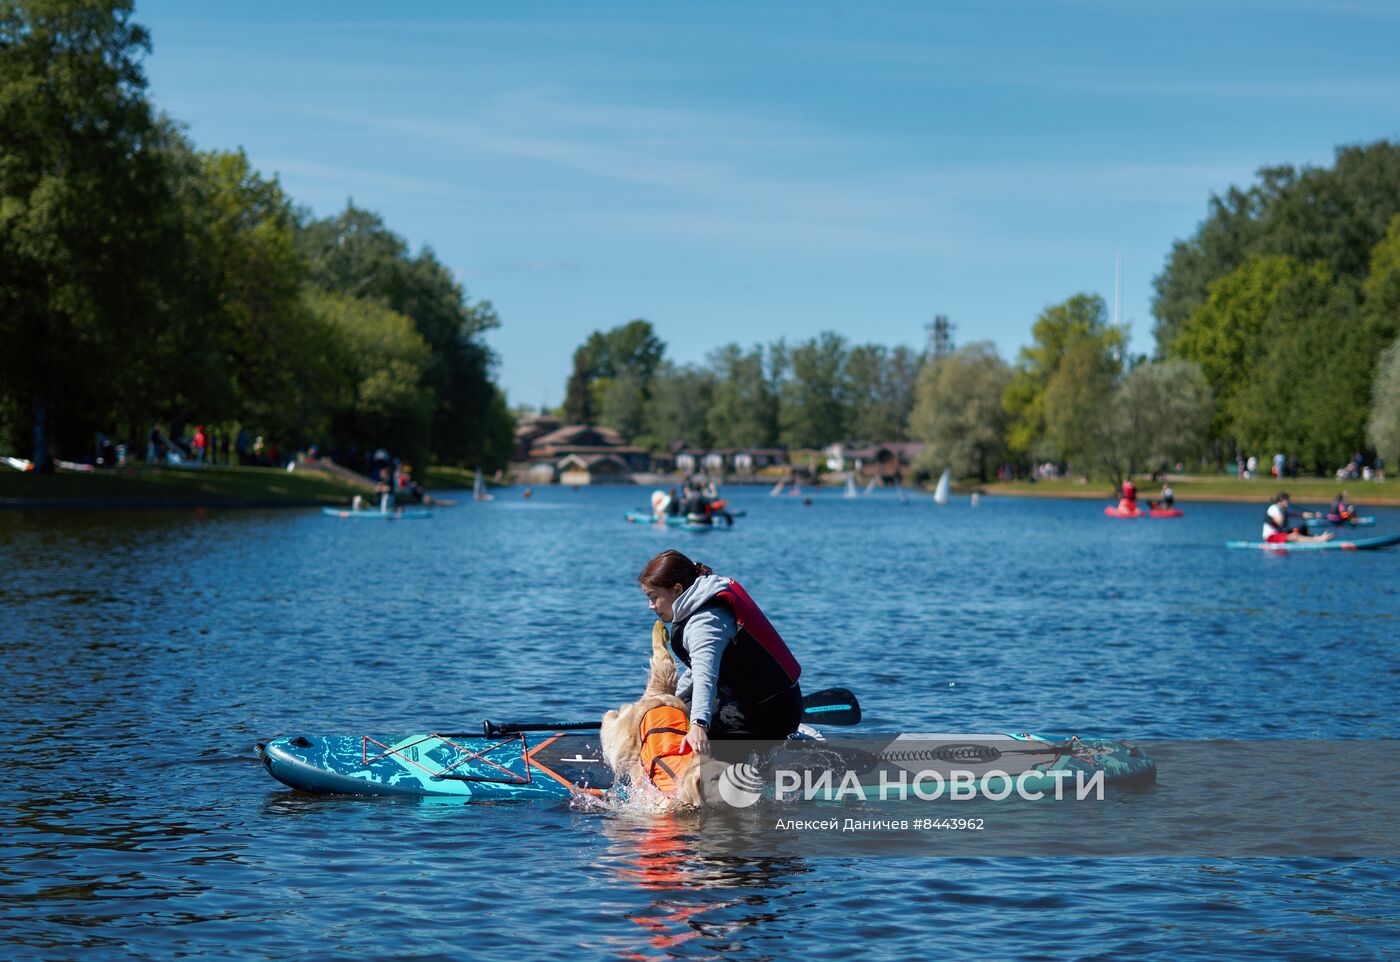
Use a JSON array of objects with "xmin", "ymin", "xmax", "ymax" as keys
[{"xmin": 1105, "ymin": 505, "xmax": 1182, "ymax": 518}]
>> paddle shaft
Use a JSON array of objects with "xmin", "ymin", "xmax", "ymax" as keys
[{"xmin": 484, "ymin": 686, "xmax": 859, "ymax": 736}]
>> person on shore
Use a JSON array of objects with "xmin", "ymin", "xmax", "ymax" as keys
[
  {"xmin": 1263, "ymin": 493, "xmax": 1331, "ymax": 544},
  {"xmin": 638, "ymin": 549, "xmax": 803, "ymax": 755},
  {"xmin": 148, "ymin": 423, "xmax": 163, "ymax": 464}
]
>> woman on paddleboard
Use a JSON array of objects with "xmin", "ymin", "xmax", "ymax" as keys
[{"xmin": 638, "ymin": 549, "xmax": 802, "ymax": 754}]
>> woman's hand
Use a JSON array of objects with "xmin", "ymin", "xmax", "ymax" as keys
[{"xmin": 684, "ymin": 722, "xmax": 709, "ymax": 756}]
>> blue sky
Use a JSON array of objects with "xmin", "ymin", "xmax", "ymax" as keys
[{"xmin": 136, "ymin": 0, "xmax": 1400, "ymax": 408}]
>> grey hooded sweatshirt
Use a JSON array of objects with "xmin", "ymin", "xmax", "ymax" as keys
[{"xmin": 668, "ymin": 574, "xmax": 737, "ymax": 729}]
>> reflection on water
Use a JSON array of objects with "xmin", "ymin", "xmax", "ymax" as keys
[
  {"xmin": 2, "ymin": 488, "xmax": 1399, "ymax": 959},
  {"xmin": 596, "ymin": 813, "xmax": 810, "ymax": 960}
]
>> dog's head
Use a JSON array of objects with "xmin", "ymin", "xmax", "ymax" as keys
[{"xmin": 601, "ymin": 622, "xmax": 686, "ymax": 776}]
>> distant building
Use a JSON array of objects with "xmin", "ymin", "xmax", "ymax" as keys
[
  {"xmin": 517, "ymin": 422, "xmax": 650, "ymax": 483},
  {"xmin": 731, "ymin": 448, "xmax": 786, "ymax": 474},
  {"xmin": 557, "ymin": 453, "xmax": 632, "ymax": 485},
  {"xmin": 845, "ymin": 442, "xmax": 925, "ymax": 483},
  {"xmin": 667, "ymin": 446, "xmax": 788, "ymax": 478},
  {"xmin": 513, "ymin": 414, "xmax": 563, "ymax": 462},
  {"xmin": 823, "ymin": 441, "xmax": 926, "ymax": 482}
]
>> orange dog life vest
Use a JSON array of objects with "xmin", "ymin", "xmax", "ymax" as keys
[{"xmin": 639, "ymin": 705, "xmax": 693, "ymax": 795}]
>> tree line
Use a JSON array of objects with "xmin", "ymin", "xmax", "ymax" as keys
[
  {"xmin": 0, "ymin": 1, "xmax": 513, "ymax": 472},
  {"xmin": 563, "ymin": 142, "xmax": 1400, "ymax": 483},
  {"xmin": 561, "ymin": 320, "xmax": 922, "ymax": 453}
]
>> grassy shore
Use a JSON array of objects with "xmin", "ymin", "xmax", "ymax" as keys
[
  {"xmin": 0, "ymin": 464, "xmax": 370, "ymax": 508},
  {"xmin": 423, "ymin": 465, "xmax": 482, "ymax": 489},
  {"xmin": 978, "ymin": 475, "xmax": 1400, "ymax": 506}
]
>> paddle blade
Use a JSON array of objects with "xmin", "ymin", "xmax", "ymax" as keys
[{"xmin": 800, "ymin": 687, "xmax": 861, "ymax": 726}]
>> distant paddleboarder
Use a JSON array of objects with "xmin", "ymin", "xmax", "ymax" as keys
[
  {"xmin": 1263, "ymin": 493, "xmax": 1331, "ymax": 544},
  {"xmin": 1331, "ymin": 490, "xmax": 1356, "ymax": 522},
  {"xmin": 1117, "ymin": 479, "xmax": 1138, "ymax": 515}
]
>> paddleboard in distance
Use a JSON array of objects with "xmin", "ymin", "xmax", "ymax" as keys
[
  {"xmin": 625, "ymin": 511, "xmax": 685, "ymax": 525},
  {"xmin": 321, "ymin": 507, "xmax": 432, "ymax": 519},
  {"xmin": 1304, "ymin": 516, "xmax": 1376, "ymax": 528},
  {"xmin": 1225, "ymin": 533, "xmax": 1400, "ymax": 552},
  {"xmin": 1104, "ymin": 506, "xmax": 1142, "ymax": 518},
  {"xmin": 683, "ymin": 519, "xmax": 732, "ymax": 532}
]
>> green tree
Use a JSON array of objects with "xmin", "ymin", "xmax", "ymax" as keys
[
  {"xmin": 597, "ymin": 372, "xmax": 648, "ymax": 443},
  {"xmin": 563, "ymin": 346, "xmax": 597, "ymax": 425},
  {"xmin": 1168, "ymin": 254, "xmax": 1310, "ymax": 443},
  {"xmin": 1226, "ymin": 266, "xmax": 1369, "ymax": 469},
  {"xmin": 299, "ymin": 203, "xmax": 510, "ymax": 467},
  {"xmin": 778, "ymin": 333, "xmax": 849, "ymax": 449},
  {"xmin": 1041, "ymin": 335, "xmax": 1124, "ymax": 477},
  {"xmin": 845, "ymin": 344, "xmax": 922, "ymax": 441},
  {"xmin": 1151, "ymin": 169, "xmax": 1290, "ymax": 348},
  {"xmin": 909, "ymin": 342, "xmax": 1011, "ymax": 482},
  {"xmin": 707, "ymin": 344, "xmax": 778, "ymax": 448},
  {"xmin": 645, "ymin": 363, "xmax": 715, "ymax": 450},
  {"xmin": 1260, "ymin": 142, "xmax": 1400, "ymax": 280},
  {"xmin": 1112, "ymin": 360, "xmax": 1214, "ymax": 476},
  {"xmin": 306, "ymin": 288, "xmax": 432, "ymax": 466},
  {"xmin": 1367, "ymin": 337, "xmax": 1400, "ymax": 471},
  {"xmin": 1362, "ymin": 214, "xmax": 1400, "ymax": 350},
  {"xmin": 199, "ymin": 149, "xmax": 336, "ymax": 444},
  {"xmin": 1003, "ymin": 294, "xmax": 1126, "ymax": 460},
  {"xmin": 561, "ymin": 320, "xmax": 665, "ymax": 436},
  {"xmin": 599, "ymin": 319, "xmax": 665, "ymax": 383},
  {"xmin": 0, "ymin": 0, "xmax": 179, "ymax": 466},
  {"xmin": 1153, "ymin": 142, "xmax": 1400, "ymax": 353}
]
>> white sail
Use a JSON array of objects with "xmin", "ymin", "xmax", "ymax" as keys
[
  {"xmin": 474, "ymin": 467, "xmax": 494, "ymax": 501},
  {"xmin": 933, "ymin": 469, "xmax": 951, "ymax": 505},
  {"xmin": 844, "ymin": 474, "xmax": 858, "ymax": 498},
  {"xmin": 863, "ymin": 476, "xmax": 877, "ymax": 496},
  {"xmin": 770, "ymin": 479, "xmax": 785, "ymax": 496}
]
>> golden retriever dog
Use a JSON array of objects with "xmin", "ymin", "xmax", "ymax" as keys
[{"xmin": 600, "ymin": 621, "xmax": 707, "ymax": 807}]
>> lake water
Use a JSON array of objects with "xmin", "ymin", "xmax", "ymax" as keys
[{"xmin": 3, "ymin": 486, "xmax": 1399, "ymax": 960}]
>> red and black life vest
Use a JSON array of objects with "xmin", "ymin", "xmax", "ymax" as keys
[
  {"xmin": 670, "ymin": 580, "xmax": 801, "ymax": 706},
  {"xmin": 639, "ymin": 705, "xmax": 693, "ymax": 795}
]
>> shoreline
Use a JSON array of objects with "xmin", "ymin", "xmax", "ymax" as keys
[
  {"xmin": 0, "ymin": 463, "xmax": 372, "ymax": 510},
  {"xmin": 976, "ymin": 480, "xmax": 1400, "ymax": 507}
]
